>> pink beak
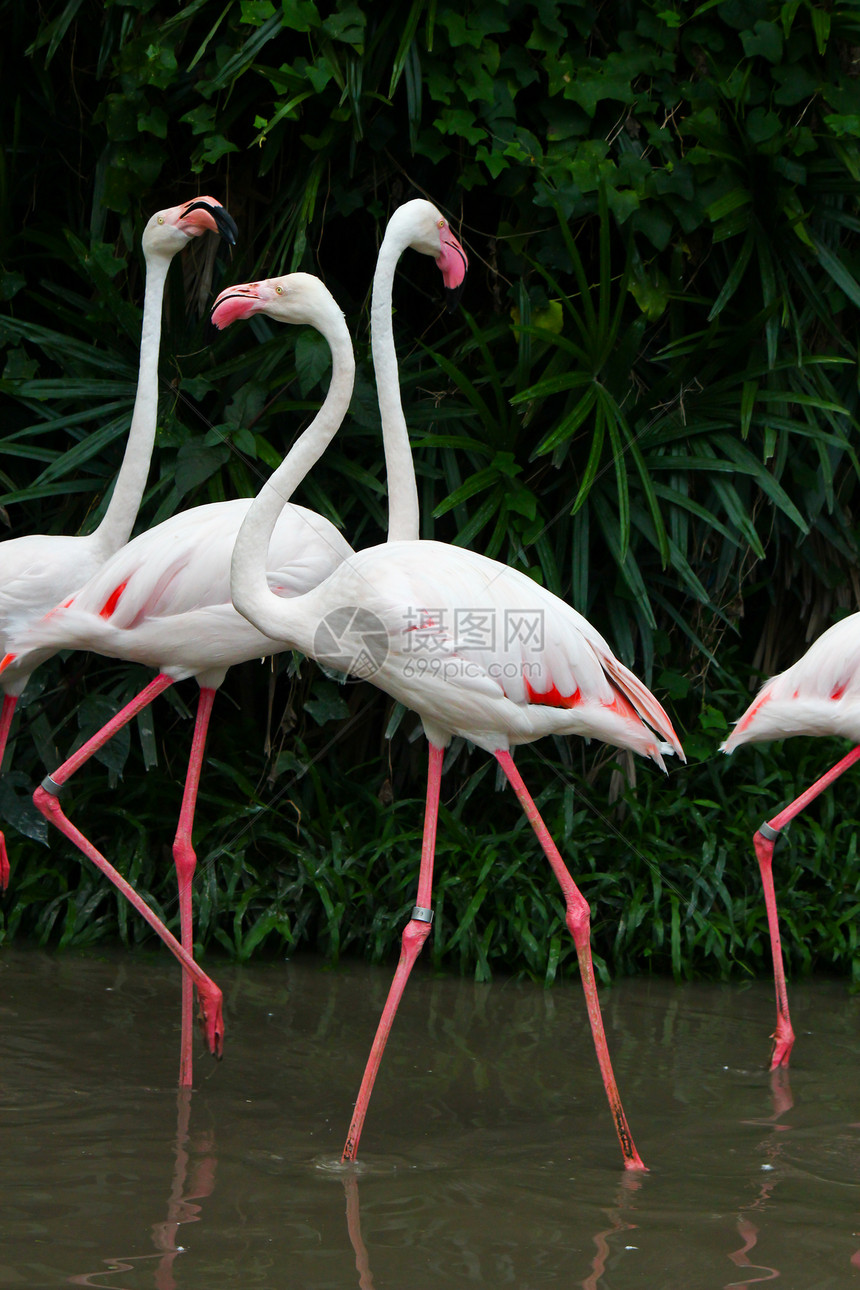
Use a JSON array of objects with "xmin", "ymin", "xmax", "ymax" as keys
[
  {"xmin": 210, "ymin": 285, "xmax": 262, "ymax": 330},
  {"xmin": 436, "ymin": 231, "xmax": 468, "ymax": 309}
]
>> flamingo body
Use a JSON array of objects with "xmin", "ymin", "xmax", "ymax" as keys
[
  {"xmin": 722, "ymin": 613, "xmax": 860, "ymax": 750},
  {"xmin": 294, "ymin": 540, "xmax": 682, "ymax": 762},
  {"xmin": 0, "ymin": 533, "xmax": 111, "ymax": 695},
  {"xmin": 11, "ymin": 499, "xmax": 353, "ymax": 686}
]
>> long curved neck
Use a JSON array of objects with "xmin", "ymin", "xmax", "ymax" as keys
[
  {"xmin": 372, "ymin": 230, "xmax": 419, "ymax": 543},
  {"xmin": 91, "ymin": 252, "xmax": 171, "ymax": 555},
  {"xmin": 231, "ymin": 310, "xmax": 355, "ymax": 644}
]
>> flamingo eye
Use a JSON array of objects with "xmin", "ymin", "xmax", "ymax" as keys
[
  {"xmin": 157, "ymin": 216, "xmax": 165, "ymax": 225},
  {"xmin": 437, "ymin": 219, "xmax": 446, "ymax": 229},
  {"xmin": 275, "ymin": 285, "xmax": 284, "ymax": 294}
]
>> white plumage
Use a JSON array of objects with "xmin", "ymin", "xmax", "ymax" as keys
[
  {"xmin": 11, "ymin": 499, "xmax": 352, "ymax": 688},
  {"xmin": 721, "ymin": 612, "xmax": 860, "ymax": 750},
  {"xmin": 291, "ymin": 539, "xmax": 683, "ymax": 762}
]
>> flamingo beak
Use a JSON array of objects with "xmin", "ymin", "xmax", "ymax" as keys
[
  {"xmin": 436, "ymin": 233, "xmax": 468, "ymax": 311},
  {"xmin": 181, "ymin": 200, "xmax": 239, "ymax": 246},
  {"xmin": 210, "ymin": 286, "xmax": 262, "ymax": 330}
]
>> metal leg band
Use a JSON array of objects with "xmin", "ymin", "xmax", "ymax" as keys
[
  {"xmin": 757, "ymin": 821, "xmax": 782, "ymax": 842},
  {"xmin": 411, "ymin": 905, "xmax": 434, "ymax": 924},
  {"xmin": 40, "ymin": 774, "xmax": 64, "ymax": 797}
]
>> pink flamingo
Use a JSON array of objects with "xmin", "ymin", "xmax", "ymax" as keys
[
  {"xmin": 7, "ymin": 201, "xmax": 464, "ymax": 1083},
  {"xmin": 221, "ymin": 283, "xmax": 685, "ymax": 1170},
  {"xmin": 4, "ymin": 282, "xmax": 355, "ymax": 1081},
  {"xmin": 0, "ymin": 197, "xmax": 237, "ymax": 888},
  {"xmin": 722, "ymin": 611, "xmax": 860, "ymax": 1068}
]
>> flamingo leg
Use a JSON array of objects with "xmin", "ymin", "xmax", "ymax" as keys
[
  {"xmin": 754, "ymin": 742, "xmax": 860, "ymax": 1070},
  {"xmin": 494, "ymin": 749, "xmax": 646, "ymax": 1172},
  {"xmin": 0, "ymin": 692, "xmax": 18, "ymax": 889},
  {"xmin": 173, "ymin": 686, "xmax": 217, "ymax": 1088},
  {"xmin": 35, "ymin": 789, "xmax": 223, "ymax": 1054},
  {"xmin": 32, "ymin": 672, "xmax": 224, "ymax": 1058},
  {"xmin": 341, "ymin": 742, "xmax": 444, "ymax": 1163}
]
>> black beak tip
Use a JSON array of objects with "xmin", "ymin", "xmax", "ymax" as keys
[
  {"xmin": 445, "ymin": 283, "xmax": 465, "ymax": 313},
  {"xmin": 213, "ymin": 208, "xmax": 239, "ymax": 247},
  {"xmin": 182, "ymin": 200, "xmax": 239, "ymax": 246}
]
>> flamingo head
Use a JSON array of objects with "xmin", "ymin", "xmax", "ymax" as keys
[
  {"xmin": 142, "ymin": 196, "xmax": 238, "ymax": 258},
  {"xmin": 386, "ymin": 199, "xmax": 469, "ymax": 310},
  {"xmin": 210, "ymin": 272, "xmax": 344, "ymax": 331}
]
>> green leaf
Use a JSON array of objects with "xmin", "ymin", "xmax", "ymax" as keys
[
  {"xmin": 304, "ymin": 682, "xmax": 351, "ymax": 726},
  {"xmin": 741, "ymin": 20, "xmax": 783, "ymax": 62}
]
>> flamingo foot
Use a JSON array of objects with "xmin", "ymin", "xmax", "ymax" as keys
[
  {"xmin": 196, "ymin": 982, "xmax": 225, "ymax": 1059},
  {"xmin": 769, "ymin": 1019, "xmax": 794, "ymax": 1070},
  {"xmin": 621, "ymin": 1143, "xmax": 648, "ymax": 1172},
  {"xmin": 0, "ymin": 831, "xmax": 9, "ymax": 890}
]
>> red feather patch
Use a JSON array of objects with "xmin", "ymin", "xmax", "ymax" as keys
[
  {"xmin": 99, "ymin": 580, "xmax": 128, "ymax": 619},
  {"xmin": 736, "ymin": 688, "xmax": 771, "ymax": 732},
  {"xmin": 525, "ymin": 678, "xmax": 582, "ymax": 708}
]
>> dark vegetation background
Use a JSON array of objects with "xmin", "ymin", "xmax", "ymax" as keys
[{"xmin": 2, "ymin": 0, "xmax": 860, "ymax": 988}]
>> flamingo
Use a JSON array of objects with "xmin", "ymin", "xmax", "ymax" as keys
[
  {"xmin": 0, "ymin": 196, "xmax": 238, "ymax": 888},
  {"xmin": 3, "ymin": 280, "xmax": 355, "ymax": 1082},
  {"xmin": 222, "ymin": 282, "xmax": 685, "ymax": 1171},
  {"xmin": 6, "ymin": 200, "xmax": 466, "ymax": 1084},
  {"xmin": 721, "ymin": 611, "xmax": 860, "ymax": 1068}
]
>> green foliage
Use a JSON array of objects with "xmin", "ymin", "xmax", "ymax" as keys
[{"xmin": 2, "ymin": 0, "xmax": 860, "ymax": 986}]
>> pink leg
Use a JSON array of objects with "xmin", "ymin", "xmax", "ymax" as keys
[
  {"xmin": 39, "ymin": 673, "xmax": 174, "ymax": 789},
  {"xmin": 173, "ymin": 686, "xmax": 217, "ymax": 1088},
  {"xmin": 341, "ymin": 743, "xmax": 444, "ymax": 1163},
  {"xmin": 33, "ymin": 673, "xmax": 224, "ymax": 1058},
  {"xmin": 495, "ymin": 749, "xmax": 645, "ymax": 1171},
  {"xmin": 753, "ymin": 742, "xmax": 860, "ymax": 1070},
  {"xmin": 0, "ymin": 692, "xmax": 18, "ymax": 889},
  {"xmin": 34, "ymin": 789, "xmax": 223, "ymax": 1055}
]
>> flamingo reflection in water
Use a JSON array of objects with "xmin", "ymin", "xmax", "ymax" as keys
[
  {"xmin": 724, "ymin": 1069, "xmax": 792, "ymax": 1290},
  {"xmin": 580, "ymin": 1171, "xmax": 645, "ymax": 1290},
  {"xmin": 343, "ymin": 1174, "xmax": 376, "ymax": 1290},
  {"xmin": 67, "ymin": 1089, "xmax": 216, "ymax": 1290},
  {"xmin": 339, "ymin": 1167, "xmax": 647, "ymax": 1290}
]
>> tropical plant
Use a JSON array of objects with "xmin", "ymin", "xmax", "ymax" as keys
[{"xmin": 2, "ymin": 0, "xmax": 860, "ymax": 987}]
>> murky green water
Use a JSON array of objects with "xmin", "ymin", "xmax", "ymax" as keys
[{"xmin": 1, "ymin": 947, "xmax": 858, "ymax": 1287}]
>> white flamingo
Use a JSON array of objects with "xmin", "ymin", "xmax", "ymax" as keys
[
  {"xmin": 6, "ymin": 200, "xmax": 468, "ymax": 1083},
  {"xmin": 222, "ymin": 277, "xmax": 685, "ymax": 1171},
  {"xmin": 0, "ymin": 197, "xmax": 237, "ymax": 888},
  {"xmin": 722, "ymin": 612, "xmax": 860, "ymax": 1069}
]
